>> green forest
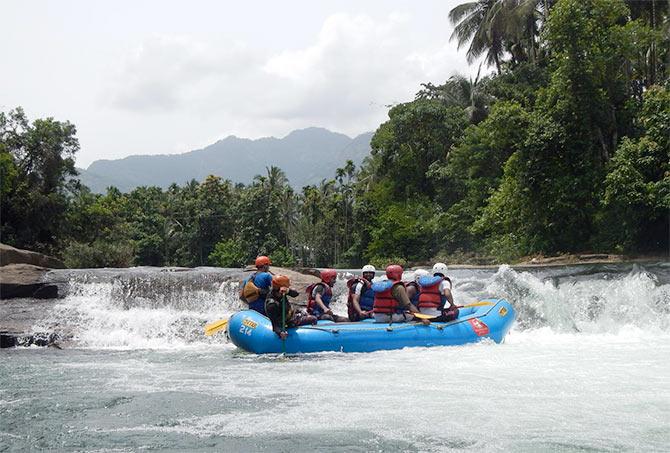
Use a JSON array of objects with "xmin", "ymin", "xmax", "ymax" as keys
[{"xmin": 1, "ymin": 0, "xmax": 668, "ymax": 268}]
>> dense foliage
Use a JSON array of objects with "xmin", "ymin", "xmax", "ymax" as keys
[{"xmin": 1, "ymin": 0, "xmax": 668, "ymax": 267}]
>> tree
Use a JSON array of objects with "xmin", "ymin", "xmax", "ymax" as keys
[
  {"xmin": 370, "ymin": 99, "xmax": 468, "ymax": 200},
  {"xmin": 477, "ymin": 0, "xmax": 639, "ymax": 256},
  {"xmin": 600, "ymin": 85, "xmax": 669, "ymax": 252},
  {"xmin": 417, "ymin": 71, "xmax": 491, "ymax": 123},
  {"xmin": 0, "ymin": 107, "xmax": 80, "ymax": 254},
  {"xmin": 448, "ymin": 0, "xmax": 547, "ymax": 72}
]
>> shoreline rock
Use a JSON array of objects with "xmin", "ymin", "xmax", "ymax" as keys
[
  {"xmin": 0, "ymin": 264, "xmax": 60, "ymax": 299},
  {"xmin": 0, "ymin": 243, "xmax": 65, "ymax": 268}
]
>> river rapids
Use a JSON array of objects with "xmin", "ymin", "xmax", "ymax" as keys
[{"xmin": 1, "ymin": 263, "xmax": 669, "ymax": 451}]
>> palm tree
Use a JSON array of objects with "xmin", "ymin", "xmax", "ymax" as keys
[
  {"xmin": 417, "ymin": 68, "xmax": 490, "ymax": 123},
  {"xmin": 449, "ymin": 0, "xmax": 508, "ymax": 72},
  {"xmin": 449, "ymin": 0, "xmax": 546, "ymax": 72},
  {"xmin": 264, "ymin": 165, "xmax": 288, "ymax": 194}
]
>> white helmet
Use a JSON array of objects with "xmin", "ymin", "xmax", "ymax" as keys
[
  {"xmin": 432, "ymin": 262, "xmax": 448, "ymax": 276},
  {"xmin": 362, "ymin": 264, "xmax": 376, "ymax": 274},
  {"xmin": 413, "ymin": 269, "xmax": 429, "ymax": 283}
]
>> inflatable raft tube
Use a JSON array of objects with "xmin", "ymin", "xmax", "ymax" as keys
[{"xmin": 227, "ymin": 298, "xmax": 515, "ymax": 354}]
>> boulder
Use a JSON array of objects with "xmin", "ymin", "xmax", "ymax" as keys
[
  {"xmin": 0, "ymin": 243, "xmax": 65, "ymax": 268},
  {"xmin": 0, "ymin": 264, "xmax": 59, "ymax": 299}
]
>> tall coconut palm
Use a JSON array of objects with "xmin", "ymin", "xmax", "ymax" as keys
[
  {"xmin": 417, "ymin": 68, "xmax": 490, "ymax": 123},
  {"xmin": 449, "ymin": 0, "xmax": 509, "ymax": 72},
  {"xmin": 264, "ymin": 165, "xmax": 288, "ymax": 194},
  {"xmin": 449, "ymin": 0, "xmax": 546, "ymax": 71}
]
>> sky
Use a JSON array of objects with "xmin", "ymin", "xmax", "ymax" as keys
[{"xmin": 1, "ymin": 0, "xmax": 478, "ymax": 168}]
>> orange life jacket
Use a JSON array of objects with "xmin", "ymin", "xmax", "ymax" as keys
[
  {"xmin": 373, "ymin": 280, "xmax": 405, "ymax": 314},
  {"xmin": 418, "ymin": 277, "xmax": 445, "ymax": 310}
]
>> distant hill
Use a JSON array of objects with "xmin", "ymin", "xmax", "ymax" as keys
[{"xmin": 77, "ymin": 128, "xmax": 374, "ymax": 193}]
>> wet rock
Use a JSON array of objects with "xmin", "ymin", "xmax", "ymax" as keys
[
  {"xmin": 0, "ymin": 243, "xmax": 65, "ymax": 268},
  {"xmin": 0, "ymin": 331, "xmax": 60, "ymax": 348},
  {"xmin": 0, "ymin": 264, "xmax": 59, "ymax": 299}
]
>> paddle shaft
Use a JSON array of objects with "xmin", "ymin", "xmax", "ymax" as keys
[{"xmin": 281, "ymin": 295, "xmax": 287, "ymax": 353}]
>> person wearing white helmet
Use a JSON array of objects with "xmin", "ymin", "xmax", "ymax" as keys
[
  {"xmin": 347, "ymin": 264, "xmax": 376, "ymax": 321},
  {"xmin": 405, "ymin": 269, "xmax": 429, "ymax": 307},
  {"xmin": 416, "ymin": 262, "xmax": 457, "ymax": 321}
]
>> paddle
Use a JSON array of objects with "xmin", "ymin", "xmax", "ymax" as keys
[
  {"xmin": 281, "ymin": 295, "xmax": 287, "ymax": 354},
  {"xmin": 412, "ymin": 301, "xmax": 495, "ymax": 320},
  {"xmin": 204, "ymin": 318, "xmax": 229, "ymax": 336}
]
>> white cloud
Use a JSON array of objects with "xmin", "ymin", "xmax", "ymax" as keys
[{"xmin": 106, "ymin": 12, "xmax": 472, "ymax": 143}]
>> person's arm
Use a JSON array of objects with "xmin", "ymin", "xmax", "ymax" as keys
[
  {"xmin": 392, "ymin": 285, "xmax": 418, "ymax": 313},
  {"xmin": 441, "ymin": 281, "xmax": 454, "ymax": 307},
  {"xmin": 313, "ymin": 285, "xmax": 332, "ymax": 314},
  {"xmin": 406, "ymin": 284, "xmax": 417, "ymax": 301}
]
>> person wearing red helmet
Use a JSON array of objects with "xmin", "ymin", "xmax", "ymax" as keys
[
  {"xmin": 372, "ymin": 264, "xmax": 422, "ymax": 323},
  {"xmin": 306, "ymin": 269, "xmax": 348, "ymax": 322},
  {"xmin": 265, "ymin": 275, "xmax": 317, "ymax": 340},
  {"xmin": 255, "ymin": 255, "xmax": 272, "ymax": 272}
]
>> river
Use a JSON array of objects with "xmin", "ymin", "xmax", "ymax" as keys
[{"xmin": 1, "ymin": 263, "xmax": 669, "ymax": 452}]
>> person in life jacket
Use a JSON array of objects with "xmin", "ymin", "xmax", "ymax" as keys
[
  {"xmin": 347, "ymin": 264, "xmax": 376, "ymax": 321},
  {"xmin": 240, "ymin": 271, "xmax": 272, "ymax": 315},
  {"xmin": 238, "ymin": 255, "xmax": 273, "ymax": 313},
  {"xmin": 265, "ymin": 275, "xmax": 317, "ymax": 339},
  {"xmin": 406, "ymin": 269, "xmax": 429, "ymax": 307},
  {"xmin": 306, "ymin": 269, "xmax": 348, "ymax": 322},
  {"xmin": 417, "ymin": 262, "xmax": 457, "ymax": 322},
  {"xmin": 372, "ymin": 264, "xmax": 422, "ymax": 323}
]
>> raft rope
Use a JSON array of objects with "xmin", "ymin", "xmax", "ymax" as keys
[{"xmin": 292, "ymin": 300, "xmax": 500, "ymax": 334}]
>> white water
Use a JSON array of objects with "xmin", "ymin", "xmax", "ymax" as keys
[
  {"xmin": 39, "ymin": 264, "xmax": 670, "ymax": 348},
  {"xmin": 2, "ymin": 263, "xmax": 669, "ymax": 451}
]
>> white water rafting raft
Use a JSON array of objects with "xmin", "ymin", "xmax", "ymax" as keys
[{"xmin": 226, "ymin": 298, "xmax": 515, "ymax": 354}]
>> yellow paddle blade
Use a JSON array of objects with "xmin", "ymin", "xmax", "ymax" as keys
[
  {"xmin": 204, "ymin": 319, "xmax": 229, "ymax": 336},
  {"xmin": 462, "ymin": 301, "xmax": 495, "ymax": 308},
  {"xmin": 412, "ymin": 312, "xmax": 434, "ymax": 319}
]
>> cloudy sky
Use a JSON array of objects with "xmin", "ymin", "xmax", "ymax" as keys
[{"xmin": 1, "ymin": 0, "xmax": 477, "ymax": 168}]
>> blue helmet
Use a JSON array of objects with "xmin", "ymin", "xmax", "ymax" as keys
[{"xmin": 254, "ymin": 272, "xmax": 273, "ymax": 289}]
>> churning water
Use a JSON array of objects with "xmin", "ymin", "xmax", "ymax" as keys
[{"xmin": 1, "ymin": 263, "xmax": 669, "ymax": 451}]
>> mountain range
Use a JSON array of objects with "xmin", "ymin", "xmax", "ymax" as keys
[{"xmin": 77, "ymin": 127, "xmax": 374, "ymax": 193}]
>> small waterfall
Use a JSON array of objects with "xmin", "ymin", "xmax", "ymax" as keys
[
  {"xmin": 32, "ymin": 263, "xmax": 670, "ymax": 348},
  {"xmin": 484, "ymin": 264, "xmax": 670, "ymax": 333}
]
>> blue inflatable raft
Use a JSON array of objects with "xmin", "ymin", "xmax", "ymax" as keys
[{"xmin": 227, "ymin": 298, "xmax": 515, "ymax": 354}]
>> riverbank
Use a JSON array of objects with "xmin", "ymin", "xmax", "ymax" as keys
[{"xmin": 420, "ymin": 252, "xmax": 669, "ymax": 269}]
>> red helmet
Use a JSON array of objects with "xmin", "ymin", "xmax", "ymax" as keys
[
  {"xmin": 255, "ymin": 256, "xmax": 271, "ymax": 267},
  {"xmin": 385, "ymin": 264, "xmax": 403, "ymax": 282},
  {"xmin": 320, "ymin": 269, "xmax": 337, "ymax": 284}
]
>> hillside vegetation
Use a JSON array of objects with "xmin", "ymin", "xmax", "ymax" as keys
[{"xmin": 2, "ymin": 0, "xmax": 668, "ymax": 268}]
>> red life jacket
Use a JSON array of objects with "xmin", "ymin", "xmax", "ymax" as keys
[
  {"xmin": 306, "ymin": 282, "xmax": 333, "ymax": 314},
  {"xmin": 373, "ymin": 281, "xmax": 405, "ymax": 314},
  {"xmin": 418, "ymin": 277, "xmax": 445, "ymax": 310}
]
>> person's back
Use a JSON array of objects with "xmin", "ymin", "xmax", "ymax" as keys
[
  {"xmin": 417, "ymin": 262, "xmax": 457, "ymax": 322},
  {"xmin": 372, "ymin": 265, "xmax": 420, "ymax": 323},
  {"xmin": 242, "ymin": 271, "xmax": 272, "ymax": 315},
  {"xmin": 406, "ymin": 269, "xmax": 428, "ymax": 308}
]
